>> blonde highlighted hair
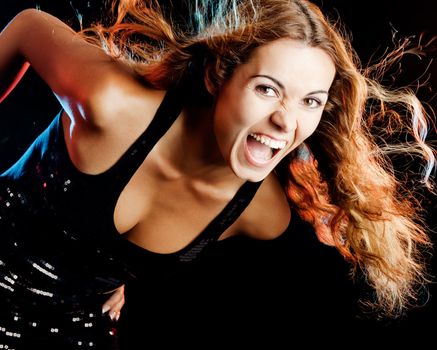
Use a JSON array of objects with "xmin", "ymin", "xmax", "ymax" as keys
[{"xmin": 82, "ymin": 0, "xmax": 436, "ymax": 317}]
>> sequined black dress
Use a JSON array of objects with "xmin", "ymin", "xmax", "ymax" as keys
[{"xmin": 0, "ymin": 89, "xmax": 262, "ymax": 349}]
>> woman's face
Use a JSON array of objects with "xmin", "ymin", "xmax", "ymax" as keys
[{"xmin": 211, "ymin": 38, "xmax": 336, "ymax": 182}]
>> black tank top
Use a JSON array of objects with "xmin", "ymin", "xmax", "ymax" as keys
[{"xmin": 0, "ymin": 87, "xmax": 262, "ymax": 312}]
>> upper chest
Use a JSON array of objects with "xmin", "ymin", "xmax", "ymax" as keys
[{"xmin": 113, "ymin": 159, "xmax": 291, "ymax": 254}]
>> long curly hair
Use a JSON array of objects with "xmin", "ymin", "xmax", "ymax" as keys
[{"xmin": 81, "ymin": 0, "xmax": 436, "ymax": 317}]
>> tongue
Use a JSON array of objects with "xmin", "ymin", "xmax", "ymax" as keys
[{"xmin": 247, "ymin": 137, "xmax": 273, "ymax": 162}]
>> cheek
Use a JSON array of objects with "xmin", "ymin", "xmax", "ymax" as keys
[
  {"xmin": 298, "ymin": 115, "xmax": 322, "ymax": 140},
  {"xmin": 212, "ymin": 109, "xmax": 238, "ymax": 160},
  {"xmin": 214, "ymin": 97, "xmax": 251, "ymax": 143},
  {"xmin": 216, "ymin": 85, "xmax": 259, "ymax": 124}
]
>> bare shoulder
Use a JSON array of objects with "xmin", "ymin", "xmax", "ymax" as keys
[
  {"xmin": 3, "ymin": 9, "xmax": 161, "ymax": 127},
  {"xmin": 3, "ymin": 9, "xmax": 166, "ymax": 173},
  {"xmin": 87, "ymin": 67, "xmax": 165, "ymax": 128},
  {"xmin": 61, "ymin": 61, "xmax": 166, "ymax": 174},
  {"xmin": 239, "ymin": 173, "xmax": 291, "ymax": 240}
]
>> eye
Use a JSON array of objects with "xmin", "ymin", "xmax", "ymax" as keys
[
  {"xmin": 302, "ymin": 97, "xmax": 323, "ymax": 109},
  {"xmin": 255, "ymin": 85, "xmax": 279, "ymax": 98}
]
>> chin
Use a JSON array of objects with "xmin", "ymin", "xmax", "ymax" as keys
[{"xmin": 231, "ymin": 164, "xmax": 271, "ymax": 183}]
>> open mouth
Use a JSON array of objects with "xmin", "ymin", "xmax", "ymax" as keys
[{"xmin": 245, "ymin": 133, "xmax": 286, "ymax": 165}]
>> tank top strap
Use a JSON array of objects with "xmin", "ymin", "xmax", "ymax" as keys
[
  {"xmin": 177, "ymin": 179, "xmax": 263, "ymax": 262},
  {"xmin": 102, "ymin": 87, "xmax": 184, "ymax": 190}
]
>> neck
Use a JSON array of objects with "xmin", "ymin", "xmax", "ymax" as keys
[{"xmin": 156, "ymin": 104, "xmax": 240, "ymax": 186}]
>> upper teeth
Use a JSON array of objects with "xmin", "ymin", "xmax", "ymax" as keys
[{"xmin": 249, "ymin": 133, "xmax": 286, "ymax": 150}]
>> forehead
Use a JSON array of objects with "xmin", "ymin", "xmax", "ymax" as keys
[{"xmin": 238, "ymin": 38, "xmax": 336, "ymax": 91}]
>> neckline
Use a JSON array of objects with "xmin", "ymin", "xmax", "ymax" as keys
[
  {"xmin": 56, "ymin": 87, "xmax": 264, "ymax": 260},
  {"xmin": 112, "ymin": 179, "xmax": 263, "ymax": 261}
]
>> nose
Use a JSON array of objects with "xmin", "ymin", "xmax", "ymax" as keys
[{"xmin": 270, "ymin": 107, "xmax": 296, "ymax": 133}]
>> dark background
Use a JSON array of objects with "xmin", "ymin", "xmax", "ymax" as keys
[{"xmin": 1, "ymin": 0, "xmax": 436, "ymax": 346}]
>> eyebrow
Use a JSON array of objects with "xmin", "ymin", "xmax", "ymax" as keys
[
  {"xmin": 252, "ymin": 74, "xmax": 285, "ymax": 90},
  {"xmin": 252, "ymin": 74, "xmax": 329, "ymax": 96}
]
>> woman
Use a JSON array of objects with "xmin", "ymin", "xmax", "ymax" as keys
[{"xmin": 0, "ymin": 0, "xmax": 435, "ymax": 348}]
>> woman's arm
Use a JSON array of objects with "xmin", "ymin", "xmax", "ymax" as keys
[
  {"xmin": 0, "ymin": 38, "xmax": 30, "ymax": 103},
  {"xmin": 0, "ymin": 9, "xmax": 124, "ymax": 124}
]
